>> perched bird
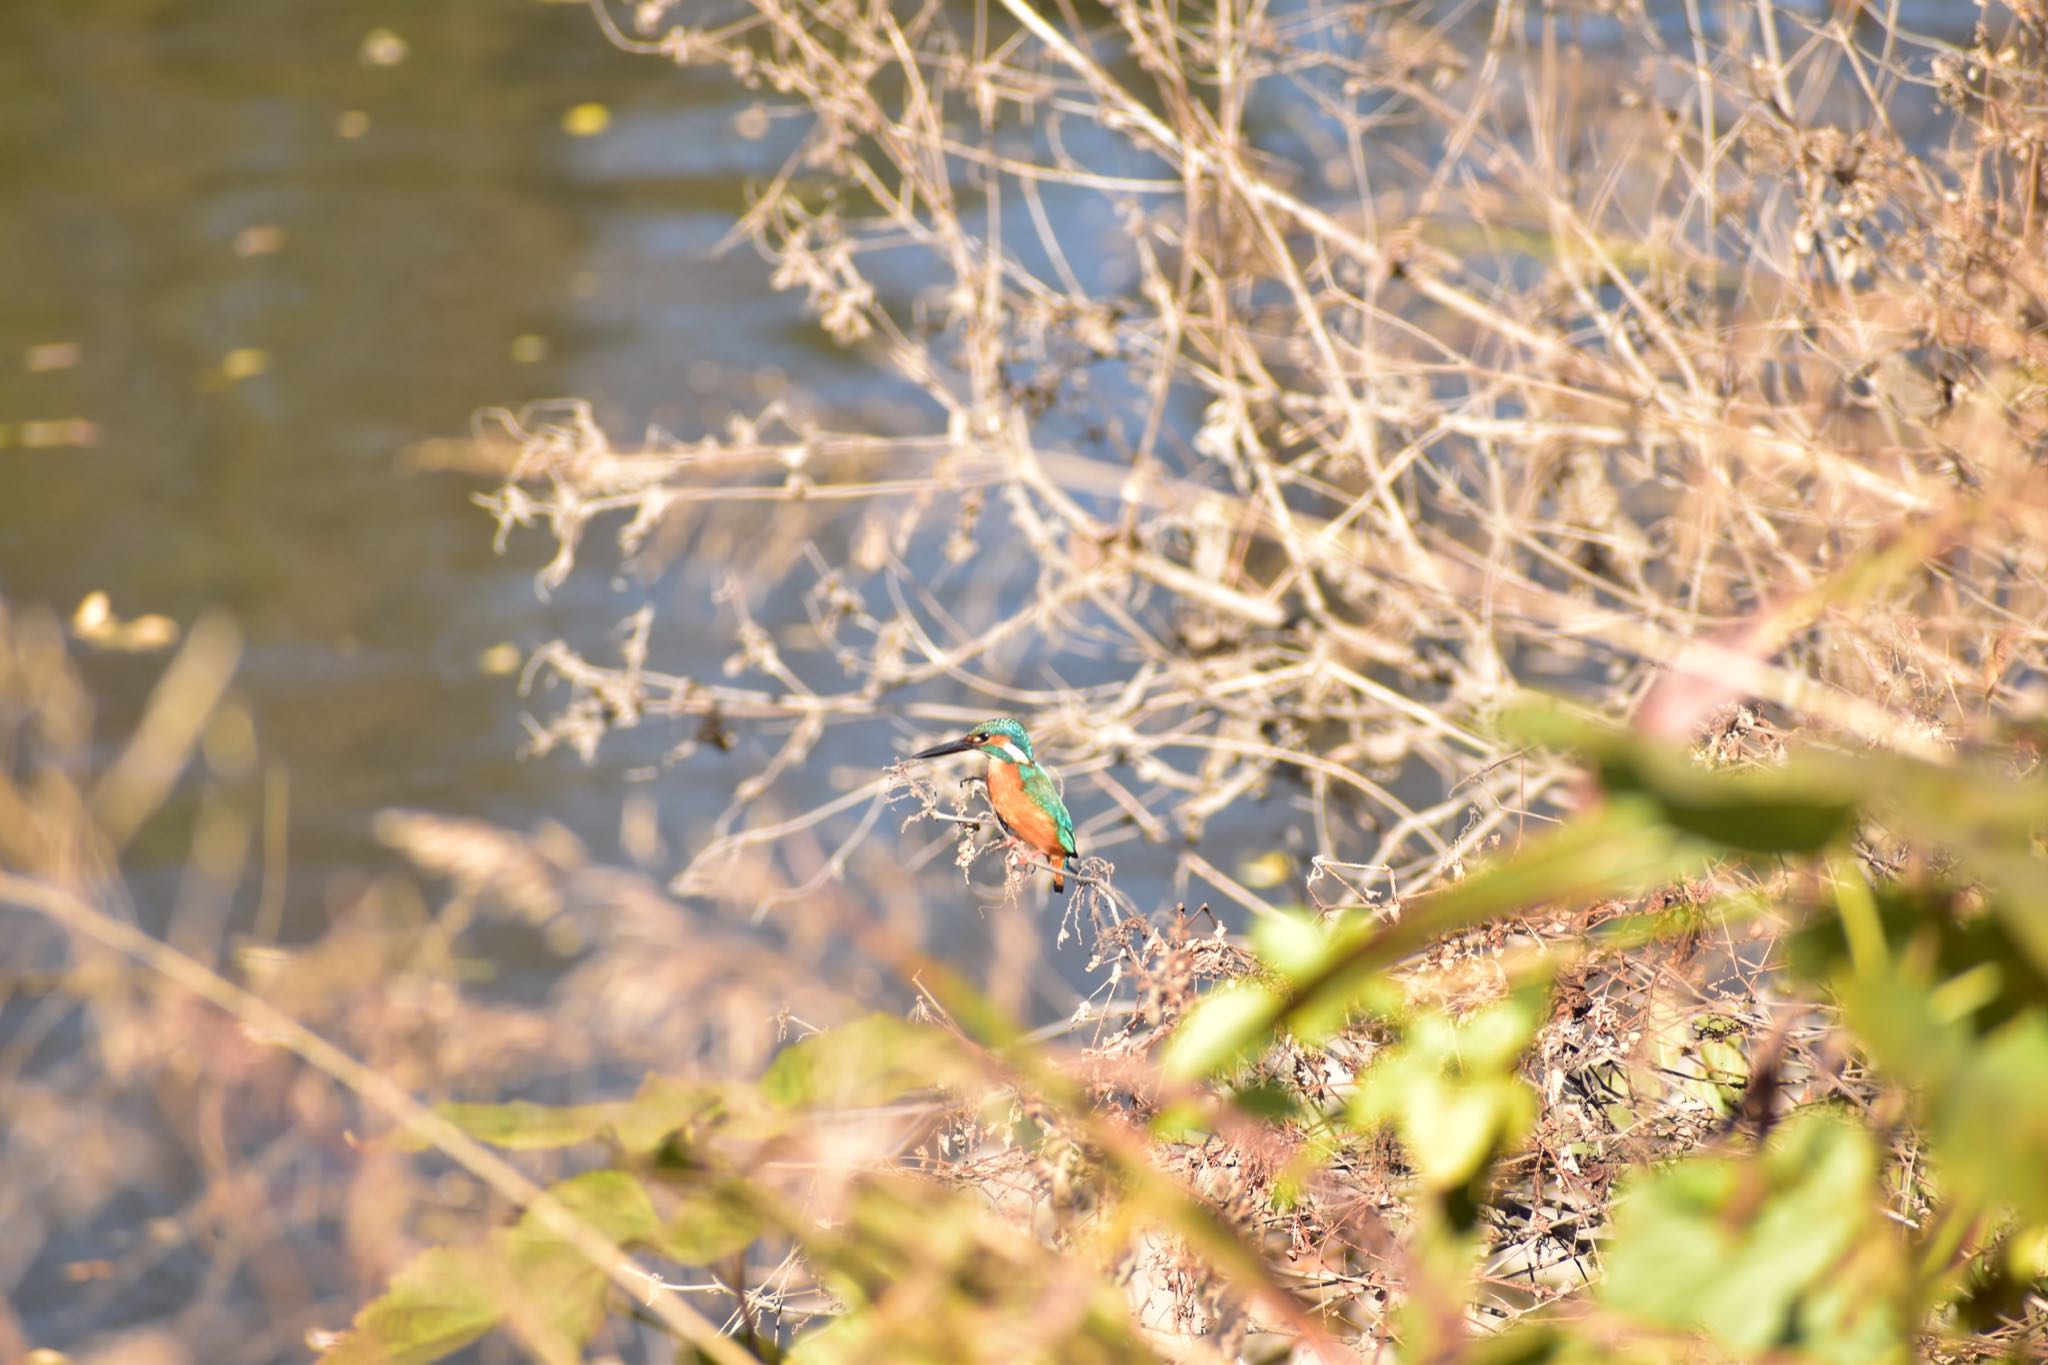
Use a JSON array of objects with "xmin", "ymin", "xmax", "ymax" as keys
[{"xmin": 911, "ymin": 717, "xmax": 1079, "ymax": 892}]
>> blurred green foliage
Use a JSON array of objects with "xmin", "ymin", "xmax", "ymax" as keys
[
  {"xmin": 1347, "ymin": 988, "xmax": 1544, "ymax": 1197},
  {"xmin": 327, "ymin": 1171, "xmax": 665, "ymax": 1365},
  {"xmin": 328, "ymin": 705, "xmax": 2048, "ymax": 1361},
  {"xmin": 1598, "ymin": 1113, "xmax": 1905, "ymax": 1360}
]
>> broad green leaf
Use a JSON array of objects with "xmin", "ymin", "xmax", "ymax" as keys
[
  {"xmin": 1228, "ymin": 1078, "xmax": 1302, "ymax": 1122},
  {"xmin": 1249, "ymin": 908, "xmax": 1329, "ymax": 979},
  {"xmin": 611, "ymin": 1077, "xmax": 718, "ymax": 1158},
  {"xmin": 1873, "ymin": 758, "xmax": 2048, "ymax": 856},
  {"xmin": 1161, "ymin": 980, "xmax": 1283, "ymax": 1079},
  {"xmin": 1927, "ymin": 1015, "xmax": 2048, "ymax": 1220},
  {"xmin": 496, "ymin": 1171, "xmax": 661, "ymax": 1365},
  {"xmin": 1457, "ymin": 1320, "xmax": 1669, "ymax": 1364},
  {"xmin": 1957, "ymin": 852, "xmax": 2048, "ymax": 984},
  {"xmin": 497, "ymin": 1225, "xmax": 610, "ymax": 1364},
  {"xmin": 1287, "ymin": 801, "xmax": 1695, "ymax": 1023},
  {"xmin": 613, "ymin": 1076, "xmax": 788, "ymax": 1157},
  {"xmin": 1251, "ymin": 910, "xmax": 1396, "ymax": 1047},
  {"xmin": 1456, "ymin": 1323, "xmax": 1571, "ymax": 1364},
  {"xmin": 320, "ymin": 1171, "xmax": 660, "ymax": 1365},
  {"xmin": 790, "ymin": 1176, "xmax": 1157, "ymax": 1364},
  {"xmin": 654, "ymin": 1181, "xmax": 765, "ymax": 1265},
  {"xmin": 535, "ymin": 1168, "xmax": 661, "ymax": 1242},
  {"xmin": 1171, "ymin": 806, "xmax": 1682, "ymax": 1083},
  {"xmin": 1791, "ymin": 883, "xmax": 2048, "ymax": 1038},
  {"xmin": 1795, "ymin": 881, "xmax": 2048, "ymax": 1222},
  {"xmin": 1693, "ymin": 1038, "xmax": 1749, "ymax": 1115},
  {"xmin": 320, "ymin": 1244, "xmax": 500, "ymax": 1365},
  {"xmin": 1604, "ymin": 755, "xmax": 1857, "ymax": 855},
  {"xmin": 1348, "ymin": 992, "xmax": 1543, "ymax": 1191},
  {"xmin": 432, "ymin": 1099, "xmax": 618, "ymax": 1151},
  {"xmin": 1453, "ymin": 993, "xmax": 1547, "ymax": 1071},
  {"xmin": 1148, "ymin": 1098, "xmax": 1211, "ymax": 1141},
  {"xmin": 759, "ymin": 1013, "xmax": 981, "ymax": 1108},
  {"xmin": 1398, "ymin": 1075, "xmax": 1533, "ymax": 1190},
  {"xmin": 430, "ymin": 1080, "xmax": 788, "ymax": 1162},
  {"xmin": 1600, "ymin": 1112, "xmax": 1905, "ymax": 1359},
  {"xmin": 1508, "ymin": 704, "xmax": 1859, "ymax": 855}
]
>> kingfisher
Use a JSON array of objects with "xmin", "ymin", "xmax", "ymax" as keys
[{"xmin": 910, "ymin": 717, "xmax": 1079, "ymax": 892}]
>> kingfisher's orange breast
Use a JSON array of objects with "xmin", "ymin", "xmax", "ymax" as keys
[{"xmin": 987, "ymin": 761, "xmax": 1064, "ymax": 858}]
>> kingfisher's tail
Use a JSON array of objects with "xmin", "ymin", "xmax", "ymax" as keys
[{"xmin": 1052, "ymin": 853, "xmax": 1067, "ymax": 894}]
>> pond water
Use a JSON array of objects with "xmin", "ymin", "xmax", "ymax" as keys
[
  {"xmin": 0, "ymin": 0, "xmax": 1989, "ymax": 951},
  {"xmin": 0, "ymin": 0, "xmax": 838, "ymax": 941},
  {"xmin": 2, "ymin": 0, "xmax": 1355, "ymax": 1037}
]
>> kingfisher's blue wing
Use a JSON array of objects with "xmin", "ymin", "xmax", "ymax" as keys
[{"xmin": 1021, "ymin": 764, "xmax": 1078, "ymax": 857}]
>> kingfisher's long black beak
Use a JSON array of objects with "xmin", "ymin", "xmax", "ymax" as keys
[{"xmin": 910, "ymin": 734, "xmax": 979, "ymax": 761}]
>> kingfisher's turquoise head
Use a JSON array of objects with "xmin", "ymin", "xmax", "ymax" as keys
[{"xmin": 911, "ymin": 716, "xmax": 1036, "ymax": 766}]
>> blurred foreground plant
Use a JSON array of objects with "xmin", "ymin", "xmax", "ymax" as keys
[{"xmin": 312, "ymin": 700, "xmax": 2048, "ymax": 1362}]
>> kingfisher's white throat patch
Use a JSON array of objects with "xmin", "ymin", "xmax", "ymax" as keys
[{"xmin": 989, "ymin": 739, "xmax": 1030, "ymax": 765}]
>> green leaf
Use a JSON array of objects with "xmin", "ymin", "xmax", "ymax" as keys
[
  {"xmin": 1249, "ymin": 908, "xmax": 1329, "ymax": 979},
  {"xmin": 1169, "ymin": 801, "xmax": 1695, "ymax": 1087},
  {"xmin": 1148, "ymin": 1098, "xmax": 1211, "ymax": 1141},
  {"xmin": 1400, "ymin": 1075, "xmax": 1534, "ymax": 1190},
  {"xmin": 1693, "ymin": 1038, "xmax": 1749, "ymax": 1115},
  {"xmin": 1508, "ymin": 704, "xmax": 1859, "ymax": 855},
  {"xmin": 613, "ymin": 1076, "xmax": 788, "ymax": 1157},
  {"xmin": 433, "ymin": 1099, "xmax": 618, "ymax": 1151},
  {"xmin": 654, "ymin": 1182, "xmax": 765, "ymax": 1265},
  {"xmin": 759, "ymin": 1013, "xmax": 980, "ymax": 1108},
  {"xmin": 1347, "ymin": 992, "xmax": 1544, "ymax": 1191},
  {"xmin": 497, "ymin": 1171, "xmax": 662, "ymax": 1365},
  {"xmin": 496, "ymin": 1228, "xmax": 609, "ymax": 1364},
  {"xmin": 1228, "ymin": 1078, "xmax": 1302, "ymax": 1122},
  {"xmin": 423, "ymin": 1078, "xmax": 787, "ymax": 1160},
  {"xmin": 789, "ymin": 1176, "xmax": 1155, "ymax": 1364},
  {"xmin": 1794, "ymin": 881, "xmax": 2048, "ymax": 1223},
  {"xmin": 320, "ymin": 1244, "xmax": 500, "ymax": 1365},
  {"xmin": 1600, "ymin": 1111, "xmax": 1905, "ymax": 1359},
  {"xmin": 320, "ymin": 1171, "xmax": 662, "ymax": 1365},
  {"xmin": 1791, "ymin": 883, "xmax": 2048, "ymax": 1038},
  {"xmin": 1455, "ymin": 1322, "xmax": 1582, "ymax": 1365},
  {"xmin": 1928, "ymin": 1014, "xmax": 2048, "ymax": 1220},
  {"xmin": 1161, "ymin": 980, "xmax": 1283, "ymax": 1079},
  {"xmin": 535, "ymin": 1168, "xmax": 660, "ymax": 1242}
]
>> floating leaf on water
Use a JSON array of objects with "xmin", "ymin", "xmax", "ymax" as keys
[
  {"xmin": 1237, "ymin": 848, "xmax": 1293, "ymax": 889},
  {"xmin": 71, "ymin": 592, "xmax": 181, "ymax": 652},
  {"xmin": 221, "ymin": 348, "xmax": 269, "ymax": 381},
  {"xmin": 233, "ymin": 224, "xmax": 286, "ymax": 257},
  {"xmin": 73, "ymin": 591, "xmax": 111, "ymax": 635},
  {"xmin": 21, "ymin": 418, "xmax": 99, "ymax": 448},
  {"xmin": 477, "ymin": 643, "xmax": 522, "ymax": 676},
  {"xmin": 561, "ymin": 102, "xmax": 611, "ymax": 137},
  {"xmin": 359, "ymin": 28, "xmax": 409, "ymax": 67},
  {"xmin": 24, "ymin": 341, "xmax": 81, "ymax": 372}
]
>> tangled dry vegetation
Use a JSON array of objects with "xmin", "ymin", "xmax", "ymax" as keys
[
  {"xmin": 499, "ymin": 0, "xmax": 2048, "ymax": 894},
  {"xmin": 459, "ymin": 0, "xmax": 2048, "ymax": 1354},
  {"xmin": 7, "ymin": 0, "xmax": 2048, "ymax": 1360}
]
